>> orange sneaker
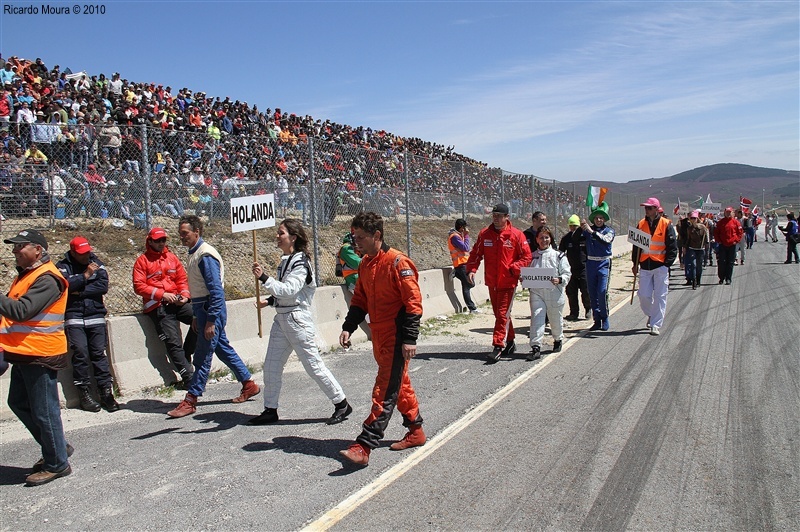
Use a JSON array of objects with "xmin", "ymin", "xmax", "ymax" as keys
[
  {"xmin": 167, "ymin": 393, "xmax": 197, "ymax": 418},
  {"xmin": 339, "ymin": 443, "xmax": 370, "ymax": 466},
  {"xmin": 232, "ymin": 379, "xmax": 260, "ymax": 403},
  {"xmin": 390, "ymin": 424, "xmax": 427, "ymax": 450}
]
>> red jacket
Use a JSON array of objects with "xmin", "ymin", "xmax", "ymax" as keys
[
  {"xmin": 132, "ymin": 244, "xmax": 190, "ymax": 313},
  {"xmin": 714, "ymin": 217, "xmax": 744, "ymax": 247},
  {"xmin": 465, "ymin": 220, "xmax": 532, "ymax": 290}
]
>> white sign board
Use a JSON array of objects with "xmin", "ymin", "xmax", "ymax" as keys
[
  {"xmin": 701, "ymin": 202, "xmax": 721, "ymax": 215},
  {"xmin": 230, "ymin": 194, "xmax": 276, "ymax": 233},
  {"xmin": 677, "ymin": 201, "xmax": 690, "ymax": 217},
  {"xmin": 520, "ymin": 267, "xmax": 557, "ymax": 289},
  {"xmin": 627, "ymin": 226, "xmax": 651, "ymax": 252}
]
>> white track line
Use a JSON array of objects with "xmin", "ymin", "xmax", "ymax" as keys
[{"xmin": 303, "ymin": 297, "xmax": 629, "ymax": 531}]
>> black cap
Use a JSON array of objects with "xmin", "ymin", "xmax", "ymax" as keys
[
  {"xmin": 491, "ymin": 203, "xmax": 509, "ymax": 215},
  {"xmin": 455, "ymin": 218, "xmax": 468, "ymax": 230},
  {"xmin": 4, "ymin": 228, "xmax": 48, "ymax": 250}
]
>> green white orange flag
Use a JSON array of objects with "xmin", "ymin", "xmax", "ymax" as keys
[{"xmin": 586, "ymin": 185, "xmax": 608, "ymax": 209}]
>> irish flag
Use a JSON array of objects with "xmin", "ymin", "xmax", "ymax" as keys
[{"xmin": 586, "ymin": 185, "xmax": 608, "ymax": 209}]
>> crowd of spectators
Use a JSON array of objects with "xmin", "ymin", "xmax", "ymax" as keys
[{"xmin": 0, "ymin": 54, "xmax": 580, "ymax": 223}]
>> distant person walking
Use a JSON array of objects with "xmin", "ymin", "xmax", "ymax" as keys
[
  {"xmin": 581, "ymin": 201, "xmax": 615, "ymax": 331},
  {"xmin": 558, "ymin": 215, "xmax": 591, "ymax": 321},
  {"xmin": 447, "ymin": 218, "xmax": 478, "ymax": 313},
  {"xmin": 714, "ymin": 207, "xmax": 743, "ymax": 285},
  {"xmin": 684, "ymin": 210, "xmax": 709, "ymax": 289},
  {"xmin": 779, "ymin": 212, "xmax": 799, "ymax": 264}
]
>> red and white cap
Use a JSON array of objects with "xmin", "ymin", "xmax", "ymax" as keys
[
  {"xmin": 148, "ymin": 227, "xmax": 168, "ymax": 240},
  {"xmin": 70, "ymin": 236, "xmax": 92, "ymax": 254}
]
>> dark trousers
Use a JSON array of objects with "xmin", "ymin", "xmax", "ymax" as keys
[
  {"xmin": 717, "ymin": 244, "xmax": 736, "ymax": 282},
  {"xmin": 565, "ymin": 268, "xmax": 591, "ymax": 317},
  {"xmin": 67, "ymin": 325, "xmax": 112, "ymax": 388},
  {"xmin": 147, "ymin": 303, "xmax": 196, "ymax": 378},
  {"xmin": 453, "ymin": 264, "xmax": 477, "ymax": 311},
  {"xmin": 685, "ymin": 248, "xmax": 704, "ymax": 283},
  {"xmin": 787, "ymin": 239, "xmax": 799, "ymax": 263}
]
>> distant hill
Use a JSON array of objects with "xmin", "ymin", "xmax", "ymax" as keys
[{"xmin": 573, "ymin": 163, "xmax": 799, "ymax": 211}]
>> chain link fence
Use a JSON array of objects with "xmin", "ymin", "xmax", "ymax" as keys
[{"xmin": 2, "ymin": 124, "xmax": 659, "ymax": 315}]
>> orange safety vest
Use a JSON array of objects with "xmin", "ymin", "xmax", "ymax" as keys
[
  {"xmin": 637, "ymin": 216, "xmax": 671, "ymax": 263},
  {"xmin": 0, "ymin": 262, "xmax": 68, "ymax": 357},
  {"xmin": 448, "ymin": 233, "xmax": 469, "ymax": 268}
]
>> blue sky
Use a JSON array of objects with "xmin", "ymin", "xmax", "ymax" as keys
[{"xmin": 2, "ymin": 1, "xmax": 797, "ymax": 183}]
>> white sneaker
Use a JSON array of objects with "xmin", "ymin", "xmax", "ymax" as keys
[
  {"xmin": 650, "ymin": 326, "xmax": 660, "ymax": 336},
  {"xmin": 470, "ymin": 309, "xmax": 482, "ymax": 314}
]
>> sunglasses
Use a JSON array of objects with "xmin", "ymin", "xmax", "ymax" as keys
[{"xmin": 152, "ymin": 238, "xmax": 167, "ymax": 244}]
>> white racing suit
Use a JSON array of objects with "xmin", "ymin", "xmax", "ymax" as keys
[
  {"xmin": 261, "ymin": 252, "xmax": 346, "ymax": 409},
  {"xmin": 528, "ymin": 247, "xmax": 571, "ymax": 348}
]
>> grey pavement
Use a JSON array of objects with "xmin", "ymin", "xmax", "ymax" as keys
[{"xmin": 1, "ymin": 240, "xmax": 798, "ymax": 531}]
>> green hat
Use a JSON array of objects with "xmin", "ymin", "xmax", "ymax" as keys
[
  {"xmin": 568, "ymin": 214, "xmax": 580, "ymax": 226},
  {"xmin": 590, "ymin": 201, "xmax": 610, "ymax": 222}
]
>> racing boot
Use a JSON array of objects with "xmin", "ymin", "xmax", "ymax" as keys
[{"xmin": 390, "ymin": 424, "xmax": 427, "ymax": 451}]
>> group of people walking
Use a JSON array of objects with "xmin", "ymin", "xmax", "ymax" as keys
[{"xmin": 3, "ymin": 197, "xmax": 797, "ymax": 485}]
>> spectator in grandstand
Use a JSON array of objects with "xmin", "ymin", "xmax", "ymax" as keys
[
  {"xmin": 23, "ymin": 143, "xmax": 48, "ymax": 165},
  {"xmin": 466, "ymin": 204, "xmax": 532, "ymax": 363},
  {"xmin": 97, "ymin": 117, "xmax": 121, "ymax": 157}
]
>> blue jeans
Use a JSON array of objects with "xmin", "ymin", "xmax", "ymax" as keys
[
  {"xmin": 685, "ymin": 248, "xmax": 704, "ymax": 283},
  {"xmin": 586, "ymin": 259, "xmax": 610, "ymax": 320},
  {"xmin": 7, "ymin": 363, "xmax": 69, "ymax": 472},
  {"xmin": 187, "ymin": 300, "xmax": 251, "ymax": 397}
]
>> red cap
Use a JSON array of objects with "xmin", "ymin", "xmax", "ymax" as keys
[
  {"xmin": 148, "ymin": 227, "xmax": 167, "ymax": 240},
  {"xmin": 70, "ymin": 236, "xmax": 92, "ymax": 254}
]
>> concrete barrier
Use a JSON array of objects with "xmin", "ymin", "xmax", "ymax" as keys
[{"xmin": 0, "ymin": 264, "xmax": 487, "ymax": 420}]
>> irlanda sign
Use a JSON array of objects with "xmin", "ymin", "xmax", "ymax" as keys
[
  {"xmin": 520, "ymin": 267, "xmax": 557, "ymax": 289},
  {"xmin": 627, "ymin": 226, "xmax": 651, "ymax": 252},
  {"xmin": 230, "ymin": 194, "xmax": 276, "ymax": 233}
]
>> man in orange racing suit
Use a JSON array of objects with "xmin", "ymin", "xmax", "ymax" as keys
[{"xmin": 339, "ymin": 211, "xmax": 424, "ymax": 466}]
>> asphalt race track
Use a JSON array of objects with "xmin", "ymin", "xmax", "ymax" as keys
[{"xmin": 1, "ymin": 242, "xmax": 798, "ymax": 531}]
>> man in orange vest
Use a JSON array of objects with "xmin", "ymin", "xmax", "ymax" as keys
[
  {"xmin": 0, "ymin": 229, "xmax": 73, "ymax": 486},
  {"xmin": 631, "ymin": 198, "xmax": 678, "ymax": 336},
  {"xmin": 448, "ymin": 218, "xmax": 478, "ymax": 313}
]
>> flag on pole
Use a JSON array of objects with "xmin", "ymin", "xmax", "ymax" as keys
[
  {"xmin": 705, "ymin": 193, "xmax": 712, "ymax": 204},
  {"xmin": 586, "ymin": 185, "xmax": 608, "ymax": 209},
  {"xmin": 740, "ymin": 196, "xmax": 752, "ymax": 214},
  {"xmin": 673, "ymin": 198, "xmax": 681, "ymax": 215}
]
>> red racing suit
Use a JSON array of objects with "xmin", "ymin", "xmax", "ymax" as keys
[
  {"xmin": 342, "ymin": 242, "xmax": 423, "ymax": 450},
  {"xmin": 465, "ymin": 220, "xmax": 532, "ymax": 347},
  {"xmin": 132, "ymin": 244, "xmax": 191, "ymax": 313}
]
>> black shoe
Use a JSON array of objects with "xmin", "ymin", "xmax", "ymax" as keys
[
  {"xmin": 684, "ymin": 280, "xmax": 692, "ymax": 286},
  {"xmin": 77, "ymin": 386, "xmax": 101, "ymax": 413},
  {"xmin": 486, "ymin": 346, "xmax": 503, "ymax": 363},
  {"xmin": 564, "ymin": 315, "xmax": 579, "ymax": 321},
  {"xmin": 248, "ymin": 408, "xmax": 279, "ymax": 425},
  {"xmin": 552, "ymin": 341, "xmax": 562, "ymax": 353},
  {"xmin": 785, "ymin": 260, "xmax": 792, "ymax": 264},
  {"xmin": 32, "ymin": 443, "xmax": 74, "ymax": 473},
  {"xmin": 589, "ymin": 320, "xmax": 602, "ymax": 331},
  {"xmin": 526, "ymin": 346, "xmax": 542, "ymax": 362},
  {"xmin": 100, "ymin": 387, "xmax": 120, "ymax": 412},
  {"xmin": 725, "ymin": 280, "xmax": 731, "ymax": 285},
  {"xmin": 326, "ymin": 400, "xmax": 353, "ymax": 425},
  {"xmin": 692, "ymin": 280, "xmax": 697, "ymax": 290},
  {"xmin": 501, "ymin": 340, "xmax": 516, "ymax": 358},
  {"xmin": 719, "ymin": 279, "xmax": 724, "ymax": 284}
]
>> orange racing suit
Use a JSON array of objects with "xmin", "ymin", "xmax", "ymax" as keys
[{"xmin": 342, "ymin": 242, "xmax": 423, "ymax": 450}]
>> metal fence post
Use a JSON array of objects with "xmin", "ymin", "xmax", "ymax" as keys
[
  {"xmin": 500, "ymin": 168, "xmax": 505, "ymax": 205},
  {"xmin": 141, "ymin": 124, "xmax": 152, "ymax": 229},
  {"xmin": 308, "ymin": 138, "xmax": 320, "ymax": 286},
  {"xmin": 460, "ymin": 161, "xmax": 466, "ymax": 220},
  {"xmin": 404, "ymin": 151, "xmax": 412, "ymax": 257}
]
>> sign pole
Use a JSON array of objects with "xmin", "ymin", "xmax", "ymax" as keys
[
  {"xmin": 253, "ymin": 230, "xmax": 263, "ymax": 338},
  {"xmin": 630, "ymin": 270, "xmax": 637, "ymax": 305}
]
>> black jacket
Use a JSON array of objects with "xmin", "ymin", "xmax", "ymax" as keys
[
  {"xmin": 56, "ymin": 251, "xmax": 108, "ymax": 322},
  {"xmin": 558, "ymin": 228, "xmax": 587, "ymax": 274}
]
